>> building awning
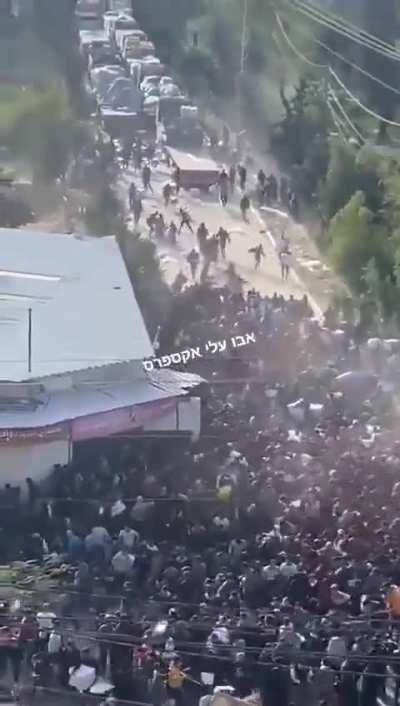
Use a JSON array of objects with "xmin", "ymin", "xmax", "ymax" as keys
[{"xmin": 0, "ymin": 369, "xmax": 203, "ymax": 430}]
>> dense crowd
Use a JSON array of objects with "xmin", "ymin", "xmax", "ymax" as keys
[{"xmin": 1, "ymin": 285, "xmax": 400, "ymax": 706}]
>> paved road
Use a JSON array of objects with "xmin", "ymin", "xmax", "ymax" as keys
[{"xmin": 119, "ymin": 154, "xmax": 323, "ymax": 314}]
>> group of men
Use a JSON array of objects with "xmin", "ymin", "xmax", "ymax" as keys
[{"xmin": 3, "ymin": 281, "xmax": 400, "ymax": 706}]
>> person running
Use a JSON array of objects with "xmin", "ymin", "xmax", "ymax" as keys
[
  {"xmin": 257, "ymin": 184, "xmax": 265, "ymax": 208},
  {"xmin": 121, "ymin": 139, "xmax": 132, "ymax": 169},
  {"xmin": 196, "ymin": 222, "xmax": 209, "ymax": 253},
  {"xmin": 147, "ymin": 211, "xmax": 160, "ymax": 238},
  {"xmin": 187, "ymin": 249, "xmax": 200, "ymax": 280},
  {"xmin": 133, "ymin": 197, "xmax": 142, "ymax": 227},
  {"xmin": 217, "ymin": 227, "xmax": 230, "ymax": 259},
  {"xmin": 171, "ymin": 271, "xmax": 187, "ymax": 294},
  {"xmin": 179, "ymin": 208, "xmax": 193, "ymax": 234},
  {"xmin": 277, "ymin": 231, "xmax": 290, "ymax": 256},
  {"xmin": 280, "ymin": 250, "xmax": 292, "ymax": 280},
  {"xmin": 240, "ymin": 193, "xmax": 250, "ymax": 221},
  {"xmin": 289, "ymin": 192, "xmax": 299, "ymax": 220},
  {"xmin": 238, "ymin": 164, "xmax": 247, "ymax": 191},
  {"xmin": 218, "ymin": 168, "xmax": 229, "ymax": 206},
  {"xmin": 249, "ymin": 243, "xmax": 265, "ymax": 270},
  {"xmin": 257, "ymin": 169, "xmax": 266, "ymax": 190},
  {"xmin": 229, "ymin": 164, "xmax": 236, "ymax": 193},
  {"xmin": 173, "ymin": 166, "xmax": 181, "ymax": 195},
  {"xmin": 268, "ymin": 173, "xmax": 278, "ymax": 202},
  {"xmin": 163, "ymin": 182, "xmax": 172, "ymax": 207},
  {"xmin": 128, "ymin": 182, "xmax": 137, "ymax": 210},
  {"xmin": 280, "ymin": 176, "xmax": 290, "ymax": 207},
  {"xmin": 154, "ymin": 213, "xmax": 165, "ymax": 239},
  {"xmin": 133, "ymin": 144, "xmax": 142, "ymax": 172},
  {"xmin": 142, "ymin": 164, "xmax": 153, "ymax": 192},
  {"xmin": 167, "ymin": 220, "xmax": 178, "ymax": 245}
]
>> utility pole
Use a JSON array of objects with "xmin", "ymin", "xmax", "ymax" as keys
[
  {"xmin": 240, "ymin": 0, "xmax": 248, "ymax": 75},
  {"xmin": 237, "ymin": 0, "xmax": 249, "ymax": 133},
  {"xmin": 28, "ymin": 308, "xmax": 32, "ymax": 374}
]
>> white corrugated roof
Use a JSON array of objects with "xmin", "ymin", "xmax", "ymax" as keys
[
  {"xmin": 0, "ymin": 369, "xmax": 203, "ymax": 428},
  {"xmin": 0, "ymin": 228, "xmax": 153, "ymax": 381}
]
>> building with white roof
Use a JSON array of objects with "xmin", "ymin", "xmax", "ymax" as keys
[
  {"xmin": 0, "ymin": 228, "xmax": 202, "ymax": 491},
  {"xmin": 0, "ymin": 228, "xmax": 153, "ymax": 381}
]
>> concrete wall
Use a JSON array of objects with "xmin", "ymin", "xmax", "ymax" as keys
[{"xmin": 0, "ymin": 439, "xmax": 70, "ymax": 494}]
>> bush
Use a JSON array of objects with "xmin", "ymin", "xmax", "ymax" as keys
[
  {"xmin": 4, "ymin": 86, "xmax": 86, "ymax": 182},
  {"xmin": 122, "ymin": 233, "xmax": 172, "ymax": 339},
  {"xmin": 327, "ymin": 191, "xmax": 390, "ymax": 290},
  {"xmin": 84, "ymin": 179, "xmax": 123, "ymax": 236},
  {"xmin": 0, "ymin": 194, "xmax": 34, "ymax": 228},
  {"xmin": 319, "ymin": 140, "xmax": 382, "ymax": 223}
]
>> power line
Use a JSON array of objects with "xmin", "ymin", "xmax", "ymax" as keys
[
  {"xmin": 327, "ymin": 98, "xmax": 350, "ymax": 141},
  {"xmin": 274, "ymin": 13, "xmax": 350, "ymax": 141},
  {"xmin": 288, "ymin": 0, "xmax": 400, "ymax": 63},
  {"xmin": 329, "ymin": 68, "xmax": 400, "ymax": 128},
  {"xmin": 285, "ymin": 12, "xmax": 400, "ymax": 99},
  {"xmin": 316, "ymin": 37, "xmax": 400, "ymax": 99},
  {"xmin": 274, "ymin": 14, "xmax": 327, "ymax": 69},
  {"xmin": 292, "ymin": 0, "xmax": 400, "ymax": 58},
  {"xmin": 25, "ymin": 626, "xmax": 400, "ymax": 680},
  {"xmin": 328, "ymin": 88, "xmax": 365, "ymax": 144},
  {"xmin": 275, "ymin": 13, "xmax": 400, "ymax": 129}
]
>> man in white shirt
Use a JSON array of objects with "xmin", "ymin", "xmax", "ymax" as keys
[
  {"xmin": 111, "ymin": 499, "xmax": 126, "ymax": 518},
  {"xmin": 327, "ymin": 635, "xmax": 347, "ymax": 666},
  {"xmin": 111, "ymin": 549, "xmax": 135, "ymax": 576},
  {"xmin": 119, "ymin": 525, "xmax": 140, "ymax": 551},
  {"xmin": 88, "ymin": 526, "xmax": 110, "ymax": 545},
  {"xmin": 279, "ymin": 558, "xmax": 298, "ymax": 579},
  {"xmin": 48, "ymin": 622, "xmax": 62, "ymax": 656},
  {"xmin": 37, "ymin": 604, "xmax": 56, "ymax": 633},
  {"xmin": 262, "ymin": 559, "xmax": 280, "ymax": 582}
]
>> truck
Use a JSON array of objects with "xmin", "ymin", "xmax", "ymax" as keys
[
  {"xmin": 76, "ymin": 0, "xmax": 107, "ymax": 20},
  {"xmin": 115, "ymin": 28, "xmax": 142, "ymax": 53},
  {"xmin": 108, "ymin": 0, "xmax": 132, "ymax": 10},
  {"xmin": 159, "ymin": 100, "xmax": 204, "ymax": 149},
  {"xmin": 99, "ymin": 109, "xmax": 156, "ymax": 140},
  {"xmin": 165, "ymin": 147, "xmax": 219, "ymax": 191}
]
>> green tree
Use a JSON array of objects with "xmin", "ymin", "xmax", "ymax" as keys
[
  {"xmin": 328, "ymin": 190, "xmax": 390, "ymax": 289},
  {"xmin": 84, "ymin": 177, "xmax": 124, "ymax": 236},
  {"xmin": 6, "ymin": 86, "xmax": 86, "ymax": 182},
  {"xmin": 122, "ymin": 234, "xmax": 172, "ymax": 339},
  {"xmin": 33, "ymin": 0, "xmax": 83, "ymax": 110},
  {"xmin": 319, "ymin": 140, "xmax": 382, "ymax": 222}
]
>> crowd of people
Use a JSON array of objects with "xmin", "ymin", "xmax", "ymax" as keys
[
  {"xmin": 2, "ymin": 279, "xmax": 400, "ymax": 706},
  {"xmin": 6, "ymin": 89, "xmax": 399, "ymax": 706},
  {"xmin": 120, "ymin": 132, "xmax": 297, "ymax": 288}
]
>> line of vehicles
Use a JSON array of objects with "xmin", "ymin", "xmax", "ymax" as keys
[{"xmin": 77, "ymin": 0, "xmax": 205, "ymax": 150}]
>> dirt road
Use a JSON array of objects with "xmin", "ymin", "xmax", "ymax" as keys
[{"xmin": 119, "ymin": 153, "xmax": 324, "ymax": 316}]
